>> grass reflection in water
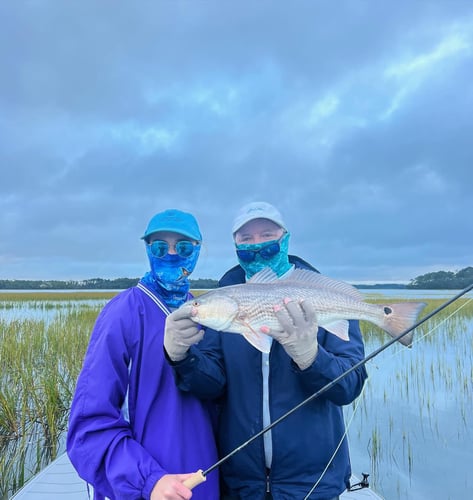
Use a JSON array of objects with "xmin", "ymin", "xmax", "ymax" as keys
[
  {"xmin": 347, "ymin": 296, "xmax": 473, "ymax": 500},
  {"xmin": 1, "ymin": 292, "xmax": 472, "ymax": 499},
  {"xmin": 0, "ymin": 292, "xmax": 114, "ymax": 498}
]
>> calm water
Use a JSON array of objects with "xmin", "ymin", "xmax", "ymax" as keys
[
  {"xmin": 361, "ymin": 288, "xmax": 473, "ymax": 299},
  {"xmin": 348, "ymin": 289, "xmax": 473, "ymax": 499},
  {"xmin": 0, "ymin": 290, "xmax": 117, "ymax": 323},
  {"xmin": 1, "ymin": 290, "xmax": 472, "ymax": 499},
  {"xmin": 0, "ymin": 298, "xmax": 110, "ymax": 323}
]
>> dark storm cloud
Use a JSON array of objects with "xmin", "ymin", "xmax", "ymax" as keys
[{"xmin": 1, "ymin": 1, "xmax": 472, "ymax": 282}]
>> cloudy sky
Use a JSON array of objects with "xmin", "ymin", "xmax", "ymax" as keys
[{"xmin": 1, "ymin": 1, "xmax": 472, "ymax": 284}]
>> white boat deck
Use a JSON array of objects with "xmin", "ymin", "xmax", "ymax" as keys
[
  {"xmin": 11, "ymin": 452, "xmax": 384, "ymax": 499},
  {"xmin": 11, "ymin": 453, "xmax": 89, "ymax": 499}
]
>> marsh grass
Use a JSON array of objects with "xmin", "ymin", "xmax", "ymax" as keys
[
  {"xmin": 0, "ymin": 294, "xmax": 108, "ymax": 498},
  {"xmin": 1, "ymin": 292, "xmax": 472, "ymax": 498},
  {"xmin": 349, "ymin": 296, "xmax": 473, "ymax": 498},
  {"xmin": 0, "ymin": 291, "xmax": 118, "ymax": 302}
]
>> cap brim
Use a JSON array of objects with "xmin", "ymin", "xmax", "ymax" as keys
[{"xmin": 142, "ymin": 227, "xmax": 201, "ymax": 240}]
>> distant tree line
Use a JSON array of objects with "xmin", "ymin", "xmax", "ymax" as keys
[
  {"xmin": 0, "ymin": 277, "xmax": 219, "ymax": 290},
  {"xmin": 407, "ymin": 267, "xmax": 473, "ymax": 289},
  {"xmin": 1, "ymin": 268, "xmax": 471, "ymax": 290},
  {"xmin": 354, "ymin": 283, "xmax": 407, "ymax": 289}
]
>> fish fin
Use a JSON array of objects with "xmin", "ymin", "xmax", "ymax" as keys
[
  {"xmin": 379, "ymin": 302, "xmax": 426, "ymax": 347},
  {"xmin": 248, "ymin": 268, "xmax": 279, "ymax": 283},
  {"xmin": 236, "ymin": 317, "xmax": 273, "ymax": 352},
  {"xmin": 242, "ymin": 329, "xmax": 272, "ymax": 353},
  {"xmin": 283, "ymin": 269, "xmax": 364, "ymax": 301},
  {"xmin": 323, "ymin": 320, "xmax": 350, "ymax": 341}
]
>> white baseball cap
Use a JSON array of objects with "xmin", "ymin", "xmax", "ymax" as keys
[{"xmin": 232, "ymin": 201, "xmax": 287, "ymax": 234}]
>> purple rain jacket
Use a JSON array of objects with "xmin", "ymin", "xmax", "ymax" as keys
[{"xmin": 66, "ymin": 283, "xmax": 219, "ymax": 500}]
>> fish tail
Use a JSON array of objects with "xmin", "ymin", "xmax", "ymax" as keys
[{"xmin": 378, "ymin": 302, "xmax": 427, "ymax": 347}]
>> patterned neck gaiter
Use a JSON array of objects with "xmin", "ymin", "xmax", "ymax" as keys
[
  {"xmin": 236, "ymin": 232, "xmax": 291, "ymax": 279},
  {"xmin": 140, "ymin": 245, "xmax": 200, "ymax": 308}
]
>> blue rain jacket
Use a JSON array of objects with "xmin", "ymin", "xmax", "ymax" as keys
[
  {"xmin": 67, "ymin": 283, "xmax": 219, "ymax": 500},
  {"xmin": 171, "ymin": 257, "xmax": 368, "ymax": 499}
]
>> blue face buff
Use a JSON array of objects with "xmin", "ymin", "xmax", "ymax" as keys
[
  {"xmin": 141, "ymin": 242, "xmax": 201, "ymax": 308},
  {"xmin": 236, "ymin": 232, "xmax": 291, "ymax": 279}
]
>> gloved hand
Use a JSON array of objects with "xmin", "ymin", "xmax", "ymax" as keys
[
  {"xmin": 164, "ymin": 306, "xmax": 204, "ymax": 362},
  {"xmin": 262, "ymin": 298, "xmax": 319, "ymax": 370}
]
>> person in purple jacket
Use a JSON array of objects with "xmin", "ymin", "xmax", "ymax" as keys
[{"xmin": 67, "ymin": 209, "xmax": 219, "ymax": 500}]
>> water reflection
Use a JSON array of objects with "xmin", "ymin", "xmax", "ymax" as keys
[
  {"xmin": 1, "ymin": 290, "xmax": 472, "ymax": 499},
  {"xmin": 361, "ymin": 288, "xmax": 473, "ymax": 299},
  {"xmin": 0, "ymin": 299, "xmax": 110, "ymax": 323},
  {"xmin": 346, "ymin": 296, "xmax": 473, "ymax": 500}
]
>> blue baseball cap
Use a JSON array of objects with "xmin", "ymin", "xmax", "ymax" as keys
[{"xmin": 141, "ymin": 209, "xmax": 202, "ymax": 242}]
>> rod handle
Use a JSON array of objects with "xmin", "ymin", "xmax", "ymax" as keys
[{"xmin": 183, "ymin": 469, "xmax": 206, "ymax": 489}]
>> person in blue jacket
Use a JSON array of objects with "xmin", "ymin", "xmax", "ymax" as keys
[
  {"xmin": 67, "ymin": 209, "xmax": 219, "ymax": 500},
  {"xmin": 164, "ymin": 202, "xmax": 368, "ymax": 500}
]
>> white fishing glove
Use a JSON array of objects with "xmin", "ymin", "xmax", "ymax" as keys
[
  {"xmin": 265, "ymin": 299, "xmax": 319, "ymax": 370},
  {"xmin": 164, "ymin": 306, "xmax": 204, "ymax": 362}
]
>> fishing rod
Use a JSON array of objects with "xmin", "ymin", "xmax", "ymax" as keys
[{"xmin": 183, "ymin": 282, "xmax": 473, "ymax": 489}]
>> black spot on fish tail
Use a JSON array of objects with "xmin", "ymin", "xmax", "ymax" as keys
[{"xmin": 380, "ymin": 302, "xmax": 426, "ymax": 347}]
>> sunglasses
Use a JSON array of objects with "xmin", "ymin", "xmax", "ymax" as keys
[
  {"xmin": 149, "ymin": 240, "xmax": 198, "ymax": 258},
  {"xmin": 236, "ymin": 236, "xmax": 283, "ymax": 263}
]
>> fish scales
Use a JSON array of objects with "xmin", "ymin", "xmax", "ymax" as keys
[
  {"xmin": 221, "ymin": 283, "xmax": 388, "ymax": 329},
  {"xmin": 182, "ymin": 268, "xmax": 426, "ymax": 352}
]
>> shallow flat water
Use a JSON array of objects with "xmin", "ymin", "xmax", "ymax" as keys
[
  {"xmin": 361, "ymin": 288, "xmax": 473, "ymax": 300},
  {"xmin": 0, "ymin": 295, "xmax": 111, "ymax": 324},
  {"xmin": 1, "ymin": 290, "xmax": 472, "ymax": 499},
  {"xmin": 346, "ymin": 291, "xmax": 473, "ymax": 499}
]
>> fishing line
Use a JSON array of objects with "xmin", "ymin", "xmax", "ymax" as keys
[
  {"xmin": 184, "ymin": 282, "xmax": 473, "ymax": 491},
  {"xmin": 303, "ymin": 382, "xmax": 367, "ymax": 500},
  {"xmin": 410, "ymin": 296, "xmax": 472, "ymax": 345},
  {"xmin": 305, "ymin": 293, "xmax": 473, "ymax": 498},
  {"xmin": 372, "ymin": 295, "xmax": 472, "ymax": 365}
]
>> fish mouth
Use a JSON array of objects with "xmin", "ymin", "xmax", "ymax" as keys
[{"xmin": 189, "ymin": 296, "xmax": 239, "ymax": 331}]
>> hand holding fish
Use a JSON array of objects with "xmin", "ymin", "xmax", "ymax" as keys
[
  {"xmin": 261, "ymin": 298, "xmax": 319, "ymax": 370},
  {"xmin": 164, "ymin": 306, "xmax": 204, "ymax": 362}
]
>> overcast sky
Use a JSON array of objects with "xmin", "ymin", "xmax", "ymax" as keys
[{"xmin": 1, "ymin": 1, "xmax": 472, "ymax": 284}]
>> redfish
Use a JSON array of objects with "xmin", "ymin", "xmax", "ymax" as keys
[{"xmin": 181, "ymin": 268, "xmax": 426, "ymax": 353}]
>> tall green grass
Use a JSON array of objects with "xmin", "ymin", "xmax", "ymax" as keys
[
  {"xmin": 0, "ymin": 292, "xmax": 118, "ymax": 302},
  {"xmin": 351, "ymin": 296, "xmax": 473, "ymax": 497},
  {"xmin": 0, "ymin": 294, "xmax": 108, "ymax": 498},
  {"xmin": 1, "ymin": 292, "xmax": 472, "ymax": 498}
]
